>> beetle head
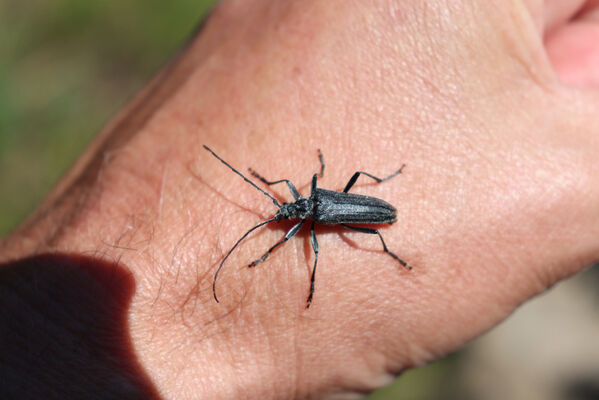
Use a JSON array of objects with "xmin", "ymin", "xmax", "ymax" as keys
[{"xmin": 276, "ymin": 198, "xmax": 313, "ymax": 220}]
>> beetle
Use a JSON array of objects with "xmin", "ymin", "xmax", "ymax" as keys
[{"xmin": 203, "ymin": 145, "xmax": 410, "ymax": 308}]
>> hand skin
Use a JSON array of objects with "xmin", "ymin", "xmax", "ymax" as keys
[{"xmin": 1, "ymin": 0, "xmax": 599, "ymax": 398}]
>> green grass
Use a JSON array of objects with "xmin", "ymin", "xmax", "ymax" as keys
[{"xmin": 0, "ymin": 0, "xmax": 215, "ymax": 234}]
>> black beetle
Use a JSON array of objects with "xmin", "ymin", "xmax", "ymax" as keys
[{"xmin": 203, "ymin": 145, "xmax": 410, "ymax": 308}]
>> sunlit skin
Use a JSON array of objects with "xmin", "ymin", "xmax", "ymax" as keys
[{"xmin": 1, "ymin": 1, "xmax": 599, "ymax": 398}]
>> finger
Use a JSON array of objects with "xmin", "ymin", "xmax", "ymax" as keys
[{"xmin": 545, "ymin": 3, "xmax": 599, "ymax": 86}]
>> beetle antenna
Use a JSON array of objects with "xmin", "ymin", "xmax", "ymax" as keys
[
  {"xmin": 203, "ymin": 145, "xmax": 281, "ymax": 207},
  {"xmin": 213, "ymin": 217, "xmax": 277, "ymax": 302}
]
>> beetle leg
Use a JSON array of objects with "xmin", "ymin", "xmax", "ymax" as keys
[
  {"xmin": 341, "ymin": 224, "xmax": 411, "ymax": 270},
  {"xmin": 248, "ymin": 220, "xmax": 305, "ymax": 267},
  {"xmin": 343, "ymin": 165, "xmax": 406, "ymax": 193},
  {"xmin": 248, "ymin": 169, "xmax": 300, "ymax": 200},
  {"xmin": 306, "ymin": 221, "xmax": 319, "ymax": 308},
  {"xmin": 316, "ymin": 149, "xmax": 324, "ymax": 177}
]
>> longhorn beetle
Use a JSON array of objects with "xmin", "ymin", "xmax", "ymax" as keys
[{"xmin": 203, "ymin": 145, "xmax": 411, "ymax": 308}]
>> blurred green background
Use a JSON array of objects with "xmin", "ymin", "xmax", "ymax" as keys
[{"xmin": 0, "ymin": 0, "xmax": 215, "ymax": 234}]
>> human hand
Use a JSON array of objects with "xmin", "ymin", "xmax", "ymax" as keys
[{"xmin": 2, "ymin": 0, "xmax": 598, "ymax": 398}]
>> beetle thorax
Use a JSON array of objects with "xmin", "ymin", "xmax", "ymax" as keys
[{"xmin": 277, "ymin": 198, "xmax": 313, "ymax": 220}]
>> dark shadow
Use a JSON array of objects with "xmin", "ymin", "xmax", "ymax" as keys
[
  {"xmin": 0, "ymin": 253, "xmax": 161, "ymax": 400},
  {"xmin": 563, "ymin": 377, "xmax": 599, "ymax": 400}
]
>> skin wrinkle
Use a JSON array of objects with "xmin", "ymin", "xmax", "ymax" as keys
[
  {"xmin": 157, "ymin": 163, "xmax": 169, "ymax": 220},
  {"xmin": 507, "ymin": 3, "xmax": 560, "ymax": 88}
]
